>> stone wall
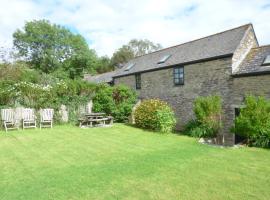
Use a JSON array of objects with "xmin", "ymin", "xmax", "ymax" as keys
[
  {"xmin": 114, "ymin": 74, "xmax": 136, "ymax": 90},
  {"xmin": 114, "ymin": 56, "xmax": 270, "ymax": 146},
  {"xmin": 114, "ymin": 57, "xmax": 235, "ymax": 145},
  {"xmin": 232, "ymin": 26, "xmax": 259, "ymax": 73},
  {"xmin": 232, "ymin": 75, "xmax": 270, "ymax": 104}
]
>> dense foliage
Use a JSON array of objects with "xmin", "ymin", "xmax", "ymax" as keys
[
  {"xmin": 11, "ymin": 20, "xmax": 163, "ymax": 77},
  {"xmin": 93, "ymin": 84, "xmax": 137, "ymax": 122},
  {"xmin": 0, "ymin": 19, "xmax": 164, "ymax": 126},
  {"xmin": 111, "ymin": 39, "xmax": 162, "ymax": 67},
  {"xmin": 185, "ymin": 95, "xmax": 222, "ymax": 138},
  {"xmin": 232, "ymin": 95, "xmax": 270, "ymax": 148},
  {"xmin": 0, "ymin": 63, "xmax": 96, "ymax": 123},
  {"xmin": 134, "ymin": 99, "xmax": 176, "ymax": 133},
  {"xmin": 13, "ymin": 20, "xmax": 98, "ymax": 78}
]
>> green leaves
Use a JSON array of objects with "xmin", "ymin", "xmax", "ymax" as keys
[
  {"xmin": 233, "ymin": 95, "xmax": 270, "ymax": 148},
  {"xmin": 13, "ymin": 20, "xmax": 97, "ymax": 78},
  {"xmin": 93, "ymin": 84, "xmax": 137, "ymax": 122},
  {"xmin": 0, "ymin": 78, "xmax": 96, "ymax": 124},
  {"xmin": 111, "ymin": 39, "xmax": 162, "ymax": 67},
  {"xmin": 134, "ymin": 99, "xmax": 176, "ymax": 133},
  {"xmin": 192, "ymin": 95, "xmax": 222, "ymax": 138}
]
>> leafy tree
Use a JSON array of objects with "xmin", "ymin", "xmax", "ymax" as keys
[
  {"xmin": 13, "ymin": 20, "xmax": 98, "ymax": 78},
  {"xmin": 111, "ymin": 39, "xmax": 162, "ymax": 67},
  {"xmin": 94, "ymin": 56, "xmax": 114, "ymax": 74},
  {"xmin": 128, "ymin": 39, "xmax": 162, "ymax": 56}
]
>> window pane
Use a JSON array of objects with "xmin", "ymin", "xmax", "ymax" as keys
[
  {"xmin": 173, "ymin": 67, "xmax": 184, "ymax": 85},
  {"xmin": 179, "ymin": 78, "xmax": 184, "ymax": 84},
  {"xmin": 135, "ymin": 74, "xmax": 141, "ymax": 89}
]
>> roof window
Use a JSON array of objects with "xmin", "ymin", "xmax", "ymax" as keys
[
  {"xmin": 157, "ymin": 54, "xmax": 171, "ymax": 64},
  {"xmin": 124, "ymin": 63, "xmax": 135, "ymax": 71},
  {"xmin": 262, "ymin": 55, "xmax": 270, "ymax": 66}
]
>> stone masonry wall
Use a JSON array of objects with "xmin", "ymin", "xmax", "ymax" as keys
[
  {"xmin": 114, "ymin": 57, "xmax": 235, "ymax": 145},
  {"xmin": 232, "ymin": 75, "xmax": 270, "ymax": 104},
  {"xmin": 114, "ymin": 59, "xmax": 270, "ymax": 145},
  {"xmin": 232, "ymin": 26, "xmax": 259, "ymax": 73}
]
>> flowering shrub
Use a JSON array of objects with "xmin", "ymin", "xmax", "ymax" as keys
[
  {"xmin": 0, "ymin": 79, "xmax": 96, "ymax": 123},
  {"xmin": 134, "ymin": 99, "xmax": 176, "ymax": 133}
]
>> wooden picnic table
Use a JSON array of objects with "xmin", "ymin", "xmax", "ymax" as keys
[
  {"xmin": 79, "ymin": 113, "xmax": 113, "ymax": 128},
  {"xmin": 85, "ymin": 113, "xmax": 105, "ymax": 117}
]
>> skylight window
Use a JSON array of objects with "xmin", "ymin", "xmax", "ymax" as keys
[
  {"xmin": 262, "ymin": 55, "xmax": 270, "ymax": 66},
  {"xmin": 124, "ymin": 63, "xmax": 135, "ymax": 71},
  {"xmin": 157, "ymin": 54, "xmax": 171, "ymax": 64}
]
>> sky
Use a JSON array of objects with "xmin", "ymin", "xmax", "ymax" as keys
[{"xmin": 0, "ymin": 0, "xmax": 270, "ymax": 57}]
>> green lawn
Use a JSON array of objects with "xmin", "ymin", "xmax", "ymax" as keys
[{"xmin": 0, "ymin": 124, "xmax": 269, "ymax": 200}]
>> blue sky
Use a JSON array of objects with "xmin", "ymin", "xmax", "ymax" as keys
[{"xmin": 0, "ymin": 0, "xmax": 270, "ymax": 56}]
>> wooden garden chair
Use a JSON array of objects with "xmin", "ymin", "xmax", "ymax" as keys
[
  {"xmin": 1, "ymin": 109, "xmax": 19, "ymax": 132},
  {"xmin": 22, "ymin": 108, "xmax": 37, "ymax": 129},
  {"xmin": 40, "ymin": 109, "xmax": 54, "ymax": 128}
]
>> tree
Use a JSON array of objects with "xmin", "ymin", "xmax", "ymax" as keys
[
  {"xmin": 13, "ymin": 20, "xmax": 98, "ymax": 78},
  {"xmin": 111, "ymin": 39, "xmax": 162, "ymax": 67},
  {"xmin": 94, "ymin": 56, "xmax": 114, "ymax": 74}
]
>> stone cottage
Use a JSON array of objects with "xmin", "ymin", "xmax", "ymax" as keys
[{"xmin": 85, "ymin": 24, "xmax": 270, "ymax": 145}]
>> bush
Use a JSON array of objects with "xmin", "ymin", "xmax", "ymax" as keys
[
  {"xmin": 134, "ymin": 99, "xmax": 176, "ymax": 133},
  {"xmin": 185, "ymin": 95, "xmax": 222, "ymax": 138},
  {"xmin": 0, "ymin": 79, "xmax": 97, "ymax": 124},
  {"xmin": 232, "ymin": 95, "xmax": 270, "ymax": 148},
  {"xmin": 93, "ymin": 84, "xmax": 137, "ymax": 122}
]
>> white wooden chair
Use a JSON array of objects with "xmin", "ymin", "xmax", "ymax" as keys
[
  {"xmin": 22, "ymin": 108, "xmax": 37, "ymax": 129},
  {"xmin": 40, "ymin": 109, "xmax": 54, "ymax": 128},
  {"xmin": 1, "ymin": 109, "xmax": 19, "ymax": 132}
]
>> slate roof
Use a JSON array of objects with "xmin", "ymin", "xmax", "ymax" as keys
[
  {"xmin": 84, "ymin": 70, "xmax": 117, "ymax": 84},
  {"xmin": 233, "ymin": 45, "xmax": 270, "ymax": 76},
  {"xmin": 114, "ymin": 24, "xmax": 252, "ymax": 78}
]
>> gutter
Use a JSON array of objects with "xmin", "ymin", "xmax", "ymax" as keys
[{"xmin": 232, "ymin": 70, "xmax": 270, "ymax": 77}]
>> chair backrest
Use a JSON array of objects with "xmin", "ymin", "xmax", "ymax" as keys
[
  {"xmin": 22, "ymin": 108, "xmax": 35, "ymax": 121},
  {"xmin": 1, "ymin": 109, "xmax": 15, "ymax": 122},
  {"xmin": 41, "ymin": 109, "xmax": 54, "ymax": 121}
]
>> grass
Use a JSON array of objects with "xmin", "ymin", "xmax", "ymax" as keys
[{"xmin": 0, "ymin": 124, "xmax": 269, "ymax": 200}]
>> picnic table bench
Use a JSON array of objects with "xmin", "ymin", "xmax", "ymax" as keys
[{"xmin": 79, "ymin": 113, "xmax": 113, "ymax": 128}]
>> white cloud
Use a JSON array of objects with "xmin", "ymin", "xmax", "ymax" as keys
[{"xmin": 0, "ymin": 0, "xmax": 270, "ymax": 56}]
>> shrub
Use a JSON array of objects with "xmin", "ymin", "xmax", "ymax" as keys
[
  {"xmin": 93, "ymin": 84, "xmax": 137, "ymax": 122},
  {"xmin": 183, "ymin": 119, "xmax": 200, "ymax": 135},
  {"xmin": 134, "ymin": 99, "xmax": 176, "ymax": 133},
  {"xmin": 0, "ymin": 62, "xmax": 40, "ymax": 83},
  {"xmin": 232, "ymin": 95, "xmax": 270, "ymax": 148},
  {"xmin": 0, "ymin": 79, "xmax": 97, "ymax": 124},
  {"xmin": 185, "ymin": 95, "xmax": 222, "ymax": 138},
  {"xmin": 0, "ymin": 80, "xmax": 17, "ymax": 107}
]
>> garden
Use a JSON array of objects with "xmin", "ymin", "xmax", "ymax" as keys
[{"xmin": 0, "ymin": 19, "xmax": 270, "ymax": 200}]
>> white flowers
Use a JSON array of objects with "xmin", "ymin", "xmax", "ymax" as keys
[{"xmin": 1, "ymin": 80, "xmax": 67, "ymax": 95}]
